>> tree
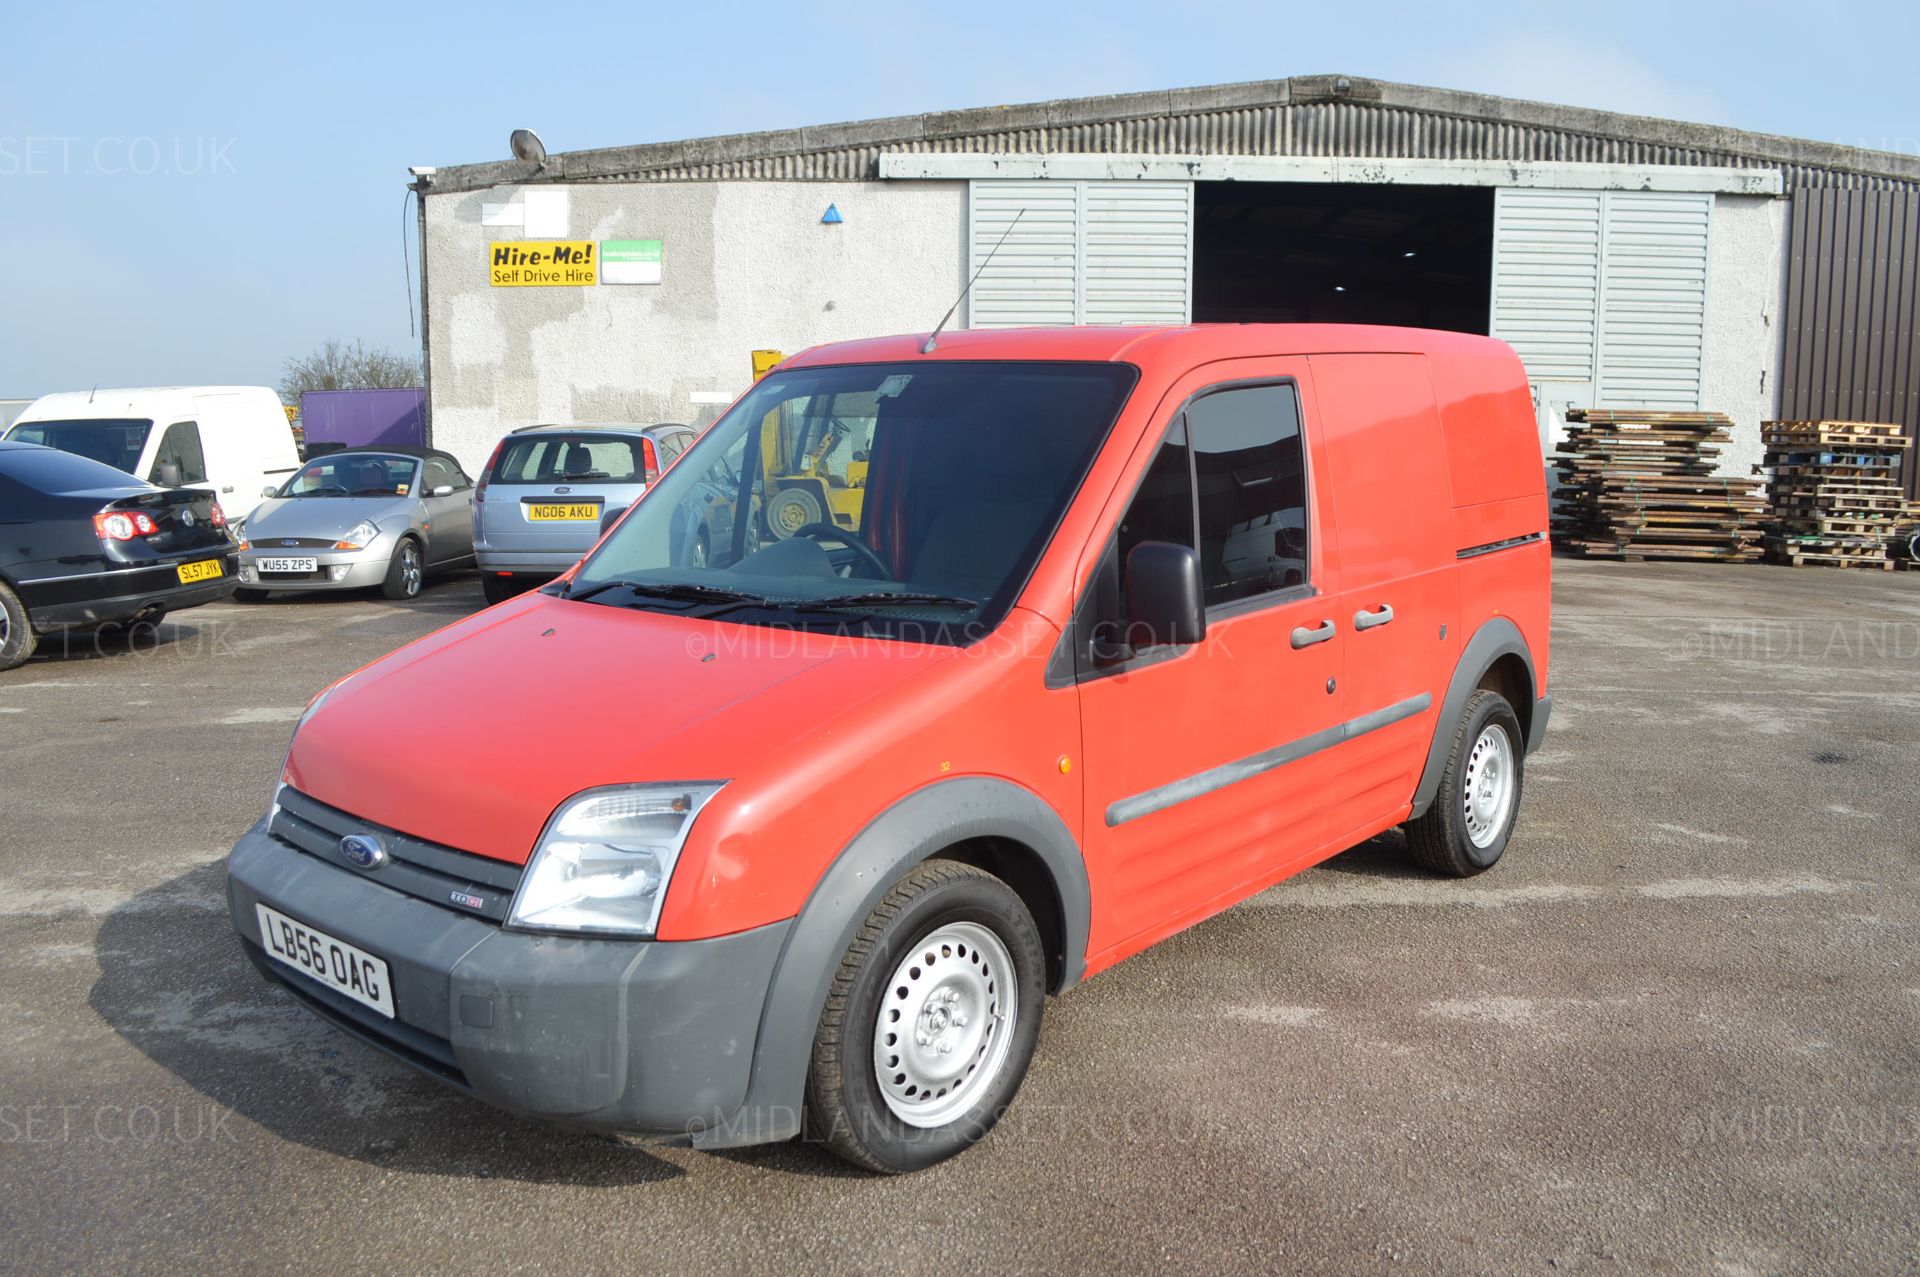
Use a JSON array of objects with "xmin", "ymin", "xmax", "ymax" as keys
[{"xmin": 279, "ymin": 338, "xmax": 420, "ymax": 404}]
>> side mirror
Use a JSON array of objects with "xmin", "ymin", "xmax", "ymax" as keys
[
  {"xmin": 260, "ymin": 485, "xmax": 279, "ymax": 499},
  {"xmin": 1125, "ymin": 541, "xmax": 1206, "ymax": 651},
  {"xmin": 599, "ymin": 506, "xmax": 628, "ymax": 537},
  {"xmin": 153, "ymin": 461, "xmax": 182, "ymax": 488},
  {"xmin": 431, "ymin": 484, "xmax": 455, "ymax": 497}
]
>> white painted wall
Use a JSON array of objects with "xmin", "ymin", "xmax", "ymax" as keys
[
  {"xmin": 423, "ymin": 180, "xmax": 966, "ymax": 472},
  {"xmin": 1701, "ymin": 193, "xmax": 1788, "ymax": 478}
]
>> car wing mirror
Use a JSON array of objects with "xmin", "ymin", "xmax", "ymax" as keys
[
  {"xmin": 431, "ymin": 484, "xmax": 455, "ymax": 497},
  {"xmin": 1124, "ymin": 541, "xmax": 1206, "ymax": 651},
  {"xmin": 599, "ymin": 506, "xmax": 628, "ymax": 537},
  {"xmin": 260, "ymin": 484, "xmax": 279, "ymax": 498},
  {"xmin": 152, "ymin": 461, "xmax": 182, "ymax": 488}
]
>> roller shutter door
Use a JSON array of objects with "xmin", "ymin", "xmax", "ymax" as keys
[
  {"xmin": 1492, "ymin": 188, "xmax": 1712, "ymax": 409},
  {"xmin": 967, "ymin": 179, "xmax": 1192, "ymax": 327}
]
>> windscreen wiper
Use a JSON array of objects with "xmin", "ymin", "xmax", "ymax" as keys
[
  {"xmin": 805, "ymin": 591, "xmax": 981, "ymax": 610},
  {"xmin": 562, "ymin": 578, "xmax": 763, "ymax": 606}
]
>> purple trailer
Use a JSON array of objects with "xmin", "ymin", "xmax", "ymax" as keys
[{"xmin": 299, "ymin": 388, "xmax": 426, "ymax": 454}]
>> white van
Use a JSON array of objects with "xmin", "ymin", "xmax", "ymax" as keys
[{"xmin": 6, "ymin": 386, "xmax": 301, "ymax": 510}]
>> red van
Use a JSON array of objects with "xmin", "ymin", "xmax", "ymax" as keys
[{"xmin": 226, "ymin": 325, "xmax": 1549, "ymax": 1172}]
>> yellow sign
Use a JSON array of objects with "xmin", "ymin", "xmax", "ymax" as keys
[
  {"xmin": 490, "ymin": 241, "xmax": 597, "ymax": 287},
  {"xmin": 752, "ymin": 349, "xmax": 783, "ymax": 380}
]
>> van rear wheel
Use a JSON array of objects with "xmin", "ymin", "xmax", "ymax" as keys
[
  {"xmin": 804, "ymin": 860, "xmax": 1046, "ymax": 1174},
  {"xmin": 1404, "ymin": 689, "xmax": 1524, "ymax": 877}
]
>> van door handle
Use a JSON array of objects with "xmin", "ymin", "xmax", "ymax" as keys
[
  {"xmin": 1290, "ymin": 620, "xmax": 1337, "ymax": 649},
  {"xmin": 1353, "ymin": 604, "xmax": 1394, "ymax": 631}
]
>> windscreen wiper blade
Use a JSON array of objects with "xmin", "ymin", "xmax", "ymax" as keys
[
  {"xmin": 804, "ymin": 591, "xmax": 981, "ymax": 610},
  {"xmin": 563, "ymin": 578, "xmax": 763, "ymax": 606}
]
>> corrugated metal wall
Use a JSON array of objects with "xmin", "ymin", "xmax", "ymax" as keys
[{"xmin": 1780, "ymin": 188, "xmax": 1920, "ymax": 495}]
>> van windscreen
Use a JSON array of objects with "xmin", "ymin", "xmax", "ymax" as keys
[
  {"xmin": 568, "ymin": 360, "xmax": 1138, "ymax": 644},
  {"xmin": 6, "ymin": 418, "xmax": 153, "ymax": 476}
]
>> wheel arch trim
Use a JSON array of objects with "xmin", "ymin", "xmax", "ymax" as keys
[
  {"xmin": 691, "ymin": 775, "xmax": 1090, "ymax": 1149},
  {"xmin": 1409, "ymin": 616, "xmax": 1541, "ymax": 819}
]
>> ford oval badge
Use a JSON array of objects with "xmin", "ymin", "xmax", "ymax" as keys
[{"xmin": 339, "ymin": 833, "xmax": 388, "ymax": 871}]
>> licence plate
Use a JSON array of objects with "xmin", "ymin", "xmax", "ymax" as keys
[
  {"xmin": 527, "ymin": 503, "xmax": 601, "ymax": 522},
  {"xmin": 256, "ymin": 556, "xmax": 318, "ymax": 573},
  {"xmin": 254, "ymin": 903, "xmax": 395, "ymax": 1019},
  {"xmin": 176, "ymin": 558, "xmax": 223, "ymax": 584}
]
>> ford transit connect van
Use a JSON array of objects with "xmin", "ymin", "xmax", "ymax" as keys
[
  {"xmin": 226, "ymin": 325, "xmax": 1550, "ymax": 1173},
  {"xmin": 8, "ymin": 386, "xmax": 302, "ymax": 506}
]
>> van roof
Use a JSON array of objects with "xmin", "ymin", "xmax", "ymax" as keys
[
  {"xmin": 20, "ymin": 386, "xmax": 282, "ymax": 420},
  {"xmin": 780, "ymin": 324, "xmax": 1515, "ymax": 371}
]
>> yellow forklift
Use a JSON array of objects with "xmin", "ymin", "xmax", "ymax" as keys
[{"xmin": 750, "ymin": 351, "xmax": 875, "ymax": 541}]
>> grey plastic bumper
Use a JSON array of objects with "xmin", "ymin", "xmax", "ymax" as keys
[{"xmin": 226, "ymin": 825, "xmax": 791, "ymax": 1137}]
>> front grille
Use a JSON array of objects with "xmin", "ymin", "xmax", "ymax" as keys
[
  {"xmin": 257, "ymin": 537, "xmax": 339, "ymax": 549},
  {"xmin": 271, "ymin": 787, "xmax": 523, "ymax": 923}
]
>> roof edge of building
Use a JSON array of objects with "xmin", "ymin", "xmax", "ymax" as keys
[{"xmin": 423, "ymin": 73, "xmax": 1920, "ymax": 194}]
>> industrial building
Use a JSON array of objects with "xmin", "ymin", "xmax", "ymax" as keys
[{"xmin": 412, "ymin": 74, "xmax": 1920, "ymax": 491}]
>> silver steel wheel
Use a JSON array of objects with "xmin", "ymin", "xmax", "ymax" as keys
[
  {"xmin": 690, "ymin": 533, "xmax": 709, "ymax": 568},
  {"xmin": 872, "ymin": 921, "xmax": 1018, "ymax": 1130},
  {"xmin": 400, "ymin": 543, "xmax": 422, "ymax": 596},
  {"xmin": 1461, "ymin": 723, "xmax": 1516, "ymax": 849},
  {"xmin": 0, "ymin": 606, "xmax": 9, "ymax": 647}
]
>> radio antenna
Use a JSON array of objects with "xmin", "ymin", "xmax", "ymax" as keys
[{"xmin": 921, "ymin": 209, "xmax": 1024, "ymax": 354}]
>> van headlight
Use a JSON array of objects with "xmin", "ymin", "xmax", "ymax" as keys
[{"xmin": 509, "ymin": 783, "xmax": 725, "ymax": 937}]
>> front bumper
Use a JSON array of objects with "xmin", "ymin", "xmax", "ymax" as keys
[
  {"xmin": 237, "ymin": 549, "xmax": 389, "ymax": 592},
  {"xmin": 226, "ymin": 824, "xmax": 790, "ymax": 1136}
]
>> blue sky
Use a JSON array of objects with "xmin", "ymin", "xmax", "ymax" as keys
[{"xmin": 2, "ymin": 0, "xmax": 1913, "ymax": 399}]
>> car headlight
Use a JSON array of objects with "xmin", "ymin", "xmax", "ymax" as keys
[
  {"xmin": 509, "ymin": 783, "xmax": 725, "ymax": 937},
  {"xmin": 334, "ymin": 519, "xmax": 381, "ymax": 551}
]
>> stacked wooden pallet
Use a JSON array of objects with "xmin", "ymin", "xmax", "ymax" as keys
[
  {"xmin": 1551, "ymin": 409, "xmax": 1766, "ymax": 561},
  {"xmin": 1759, "ymin": 420, "xmax": 1918, "ymax": 570}
]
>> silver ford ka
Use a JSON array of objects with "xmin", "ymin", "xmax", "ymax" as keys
[{"xmin": 234, "ymin": 447, "xmax": 475, "ymax": 601}]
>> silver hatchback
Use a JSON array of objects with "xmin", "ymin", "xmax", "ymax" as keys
[{"xmin": 473, "ymin": 423, "xmax": 695, "ymax": 604}]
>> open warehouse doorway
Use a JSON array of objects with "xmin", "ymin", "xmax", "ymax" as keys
[{"xmin": 1192, "ymin": 182, "xmax": 1494, "ymax": 332}]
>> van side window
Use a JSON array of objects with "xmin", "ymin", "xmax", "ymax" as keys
[
  {"xmin": 1117, "ymin": 415, "xmax": 1196, "ymax": 584},
  {"xmin": 1186, "ymin": 385, "xmax": 1307, "ymax": 606},
  {"xmin": 150, "ymin": 421, "xmax": 207, "ymax": 485}
]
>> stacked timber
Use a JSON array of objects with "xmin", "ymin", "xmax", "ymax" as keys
[
  {"xmin": 1759, "ymin": 420, "xmax": 1918, "ymax": 570},
  {"xmin": 1551, "ymin": 409, "xmax": 1766, "ymax": 561}
]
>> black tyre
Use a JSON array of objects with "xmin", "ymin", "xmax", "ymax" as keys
[
  {"xmin": 232, "ymin": 587, "xmax": 269, "ymax": 603},
  {"xmin": 481, "ymin": 574, "xmax": 524, "ymax": 605},
  {"xmin": 381, "ymin": 538, "xmax": 424, "ymax": 601},
  {"xmin": 0, "ymin": 581, "xmax": 38, "ymax": 672},
  {"xmin": 805, "ymin": 860, "xmax": 1046, "ymax": 1174},
  {"xmin": 1404, "ymin": 689, "xmax": 1525, "ymax": 877}
]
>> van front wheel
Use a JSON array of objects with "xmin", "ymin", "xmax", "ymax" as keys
[
  {"xmin": 804, "ymin": 860, "xmax": 1046, "ymax": 1173},
  {"xmin": 1404, "ymin": 689, "xmax": 1524, "ymax": 877}
]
